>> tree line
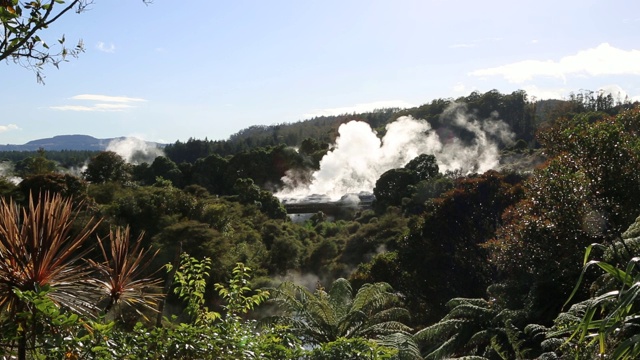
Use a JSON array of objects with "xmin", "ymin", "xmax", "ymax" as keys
[{"xmin": 0, "ymin": 93, "xmax": 638, "ymax": 358}]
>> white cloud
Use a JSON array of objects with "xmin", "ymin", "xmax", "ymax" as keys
[
  {"xmin": 51, "ymin": 94, "xmax": 147, "ymax": 112},
  {"xmin": 518, "ymin": 84, "xmax": 640, "ymax": 103},
  {"xmin": 50, "ymin": 104, "xmax": 133, "ymax": 112},
  {"xmin": 50, "ymin": 105, "xmax": 95, "ymax": 112},
  {"xmin": 303, "ymin": 100, "xmax": 414, "ymax": 118},
  {"xmin": 96, "ymin": 42, "xmax": 115, "ymax": 53},
  {"xmin": 70, "ymin": 94, "xmax": 146, "ymax": 103},
  {"xmin": 521, "ymin": 85, "xmax": 568, "ymax": 100},
  {"xmin": 597, "ymin": 84, "xmax": 640, "ymax": 103},
  {"xmin": 469, "ymin": 43, "xmax": 640, "ymax": 83},
  {"xmin": 0, "ymin": 124, "xmax": 19, "ymax": 133}
]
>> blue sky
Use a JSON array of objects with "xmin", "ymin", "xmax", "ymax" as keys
[{"xmin": 2, "ymin": 0, "xmax": 640, "ymax": 144}]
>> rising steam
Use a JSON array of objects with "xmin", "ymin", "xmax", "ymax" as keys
[
  {"xmin": 106, "ymin": 137, "xmax": 164, "ymax": 164},
  {"xmin": 278, "ymin": 103, "xmax": 514, "ymax": 200}
]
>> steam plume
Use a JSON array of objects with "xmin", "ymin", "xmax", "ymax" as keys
[
  {"xmin": 106, "ymin": 137, "xmax": 163, "ymax": 164},
  {"xmin": 278, "ymin": 103, "xmax": 514, "ymax": 200},
  {"xmin": 0, "ymin": 161, "xmax": 21, "ymax": 185}
]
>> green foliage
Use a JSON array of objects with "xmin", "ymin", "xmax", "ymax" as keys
[
  {"xmin": 306, "ymin": 337, "xmax": 397, "ymax": 360},
  {"xmin": 83, "ymin": 151, "xmax": 130, "ymax": 184},
  {"xmin": 105, "ymin": 183, "xmax": 198, "ymax": 238},
  {"xmin": 215, "ymin": 263, "xmax": 270, "ymax": 317},
  {"xmin": 374, "ymin": 168, "xmax": 418, "ymax": 210},
  {"xmin": 415, "ymin": 297, "xmax": 528, "ymax": 360},
  {"xmin": 395, "ymin": 171, "xmax": 524, "ymax": 324},
  {"xmin": 234, "ymin": 178, "xmax": 287, "ymax": 219},
  {"xmin": 0, "ymin": 149, "xmax": 99, "ymax": 169},
  {"xmin": 0, "ymin": 194, "xmax": 165, "ymax": 359},
  {"xmin": 404, "ymin": 154, "xmax": 439, "ymax": 181},
  {"xmin": 546, "ymin": 241, "xmax": 640, "ymax": 359},
  {"xmin": 0, "ymin": 286, "xmax": 115, "ymax": 359},
  {"xmin": 268, "ymin": 278, "xmax": 414, "ymax": 353},
  {"xmin": 129, "ymin": 255, "xmax": 302, "ymax": 360},
  {"xmin": 14, "ymin": 148, "xmax": 57, "ymax": 177},
  {"xmin": 190, "ymin": 153, "xmax": 231, "ymax": 194},
  {"xmin": 0, "ymin": 0, "xmax": 87, "ymax": 82},
  {"xmin": 0, "ymin": 1, "xmax": 152, "ymax": 83},
  {"xmin": 170, "ymin": 253, "xmax": 220, "ymax": 324},
  {"xmin": 486, "ymin": 107, "xmax": 640, "ymax": 323},
  {"xmin": 18, "ymin": 172, "xmax": 88, "ymax": 204}
]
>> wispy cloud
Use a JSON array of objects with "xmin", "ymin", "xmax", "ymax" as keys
[
  {"xmin": 50, "ymin": 104, "xmax": 134, "ymax": 112},
  {"xmin": 51, "ymin": 94, "xmax": 146, "ymax": 112},
  {"xmin": 0, "ymin": 124, "xmax": 19, "ymax": 133},
  {"xmin": 70, "ymin": 94, "xmax": 146, "ymax": 103},
  {"xmin": 469, "ymin": 43, "xmax": 640, "ymax": 83},
  {"xmin": 96, "ymin": 41, "xmax": 115, "ymax": 53},
  {"xmin": 303, "ymin": 100, "xmax": 414, "ymax": 118}
]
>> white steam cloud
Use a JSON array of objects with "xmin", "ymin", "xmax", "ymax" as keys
[
  {"xmin": 106, "ymin": 137, "xmax": 164, "ymax": 164},
  {"xmin": 0, "ymin": 161, "xmax": 21, "ymax": 185},
  {"xmin": 278, "ymin": 103, "xmax": 514, "ymax": 200}
]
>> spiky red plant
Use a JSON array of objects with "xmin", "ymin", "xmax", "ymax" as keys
[
  {"xmin": 88, "ymin": 226, "xmax": 163, "ymax": 317},
  {"xmin": 0, "ymin": 192, "xmax": 102, "ymax": 315}
]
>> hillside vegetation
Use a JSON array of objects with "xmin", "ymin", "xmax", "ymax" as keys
[{"xmin": 0, "ymin": 89, "xmax": 639, "ymax": 359}]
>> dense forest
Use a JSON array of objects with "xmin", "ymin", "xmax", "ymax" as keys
[{"xmin": 0, "ymin": 89, "xmax": 639, "ymax": 359}]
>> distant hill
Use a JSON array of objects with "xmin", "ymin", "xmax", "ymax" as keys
[{"xmin": 0, "ymin": 135, "xmax": 163, "ymax": 151}]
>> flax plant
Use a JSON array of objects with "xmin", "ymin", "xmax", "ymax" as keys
[
  {"xmin": 0, "ymin": 192, "xmax": 101, "ymax": 316},
  {"xmin": 88, "ymin": 226, "xmax": 163, "ymax": 318},
  {"xmin": 0, "ymin": 192, "xmax": 164, "ymax": 359}
]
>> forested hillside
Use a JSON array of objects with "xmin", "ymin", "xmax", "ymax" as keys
[{"xmin": 0, "ymin": 89, "xmax": 639, "ymax": 359}]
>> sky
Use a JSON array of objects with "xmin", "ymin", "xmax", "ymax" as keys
[{"xmin": 2, "ymin": 0, "xmax": 640, "ymax": 145}]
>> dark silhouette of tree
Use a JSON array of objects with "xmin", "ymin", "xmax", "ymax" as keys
[{"xmin": 84, "ymin": 151, "xmax": 130, "ymax": 184}]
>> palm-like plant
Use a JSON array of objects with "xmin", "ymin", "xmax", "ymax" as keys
[
  {"xmin": 87, "ymin": 226, "xmax": 163, "ymax": 318},
  {"xmin": 0, "ymin": 192, "xmax": 101, "ymax": 316},
  {"xmin": 415, "ymin": 297, "xmax": 527, "ymax": 360},
  {"xmin": 0, "ymin": 193, "xmax": 164, "ymax": 359},
  {"xmin": 267, "ymin": 278, "xmax": 419, "ymax": 357}
]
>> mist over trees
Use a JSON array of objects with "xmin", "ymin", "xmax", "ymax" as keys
[{"xmin": 0, "ymin": 89, "xmax": 639, "ymax": 358}]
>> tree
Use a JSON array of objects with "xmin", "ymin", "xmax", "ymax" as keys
[
  {"xmin": 191, "ymin": 153, "xmax": 230, "ymax": 194},
  {"xmin": 404, "ymin": 154, "xmax": 438, "ymax": 181},
  {"xmin": 485, "ymin": 108, "xmax": 640, "ymax": 322},
  {"xmin": 84, "ymin": 151, "xmax": 130, "ymax": 184},
  {"xmin": 234, "ymin": 178, "xmax": 287, "ymax": 220},
  {"xmin": 543, "ymin": 216, "xmax": 640, "ymax": 360},
  {"xmin": 18, "ymin": 173, "xmax": 87, "ymax": 203},
  {"xmin": 393, "ymin": 171, "xmax": 524, "ymax": 324},
  {"xmin": 373, "ymin": 168, "xmax": 417, "ymax": 210},
  {"xmin": 267, "ymin": 278, "xmax": 417, "ymax": 356},
  {"xmin": 14, "ymin": 148, "xmax": 57, "ymax": 177},
  {"xmin": 0, "ymin": 1, "xmax": 149, "ymax": 83},
  {"xmin": 415, "ymin": 297, "xmax": 529, "ymax": 360},
  {"xmin": 148, "ymin": 156, "xmax": 183, "ymax": 187}
]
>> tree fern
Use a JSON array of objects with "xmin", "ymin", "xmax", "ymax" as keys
[
  {"xmin": 266, "ymin": 278, "xmax": 413, "ymax": 356},
  {"xmin": 415, "ymin": 297, "xmax": 528, "ymax": 359}
]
